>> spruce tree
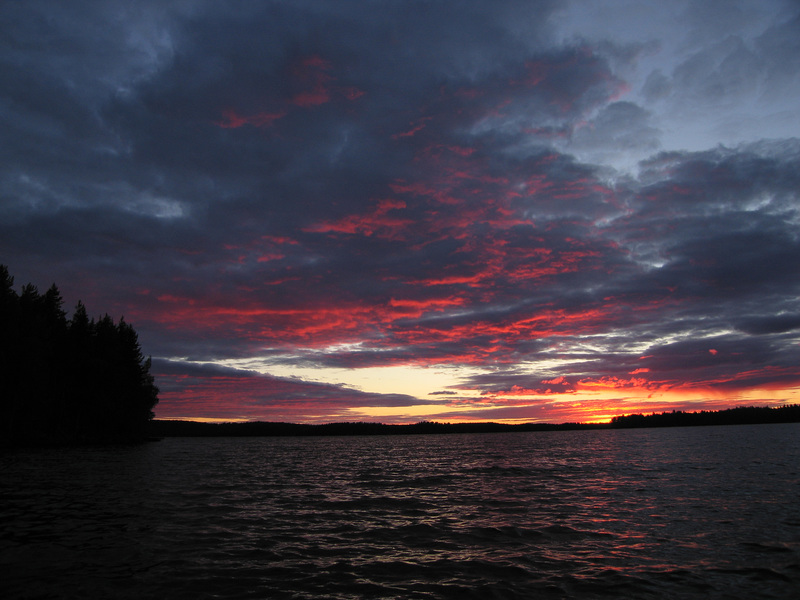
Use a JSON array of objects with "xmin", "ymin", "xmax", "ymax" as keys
[{"xmin": 0, "ymin": 265, "xmax": 159, "ymax": 445}]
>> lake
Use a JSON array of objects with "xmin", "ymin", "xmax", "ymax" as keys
[{"xmin": 2, "ymin": 423, "xmax": 799, "ymax": 598}]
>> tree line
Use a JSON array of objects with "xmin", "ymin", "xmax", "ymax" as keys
[
  {"xmin": 609, "ymin": 405, "xmax": 800, "ymax": 428},
  {"xmin": 148, "ymin": 419, "xmax": 602, "ymax": 438},
  {"xmin": 1, "ymin": 265, "xmax": 159, "ymax": 445},
  {"xmin": 151, "ymin": 404, "xmax": 800, "ymax": 437},
  {"xmin": 151, "ymin": 405, "xmax": 800, "ymax": 438}
]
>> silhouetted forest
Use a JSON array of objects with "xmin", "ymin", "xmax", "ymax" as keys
[
  {"xmin": 609, "ymin": 405, "xmax": 800, "ymax": 428},
  {"xmin": 148, "ymin": 419, "xmax": 602, "ymax": 438},
  {"xmin": 149, "ymin": 405, "xmax": 800, "ymax": 438},
  {"xmin": 1, "ymin": 265, "xmax": 159, "ymax": 446}
]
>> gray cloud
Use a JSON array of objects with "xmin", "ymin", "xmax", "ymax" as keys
[{"xmin": 2, "ymin": 1, "xmax": 799, "ymax": 421}]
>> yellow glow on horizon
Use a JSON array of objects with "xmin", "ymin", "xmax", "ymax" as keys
[
  {"xmin": 219, "ymin": 357, "xmax": 486, "ymax": 401},
  {"xmin": 168, "ymin": 357, "xmax": 799, "ymax": 425},
  {"xmin": 345, "ymin": 403, "xmax": 497, "ymax": 421},
  {"xmin": 333, "ymin": 364, "xmax": 478, "ymax": 399},
  {"xmin": 734, "ymin": 386, "xmax": 800, "ymax": 404}
]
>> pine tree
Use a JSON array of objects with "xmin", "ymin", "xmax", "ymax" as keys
[
  {"xmin": 0, "ymin": 265, "xmax": 159, "ymax": 445},
  {"xmin": 0, "ymin": 266, "xmax": 19, "ymax": 439}
]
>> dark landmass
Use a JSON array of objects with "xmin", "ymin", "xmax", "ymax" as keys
[
  {"xmin": 150, "ymin": 404, "xmax": 800, "ymax": 438},
  {"xmin": 608, "ymin": 404, "xmax": 800, "ymax": 428},
  {"xmin": 149, "ymin": 419, "xmax": 602, "ymax": 438},
  {"xmin": 1, "ymin": 265, "xmax": 158, "ymax": 447}
]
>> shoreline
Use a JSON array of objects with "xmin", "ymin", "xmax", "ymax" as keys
[{"xmin": 149, "ymin": 405, "xmax": 800, "ymax": 438}]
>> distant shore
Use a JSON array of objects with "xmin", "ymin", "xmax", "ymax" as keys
[{"xmin": 150, "ymin": 405, "xmax": 800, "ymax": 438}]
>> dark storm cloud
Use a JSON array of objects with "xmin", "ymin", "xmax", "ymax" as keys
[
  {"xmin": 2, "ymin": 1, "xmax": 799, "ymax": 421},
  {"xmin": 737, "ymin": 315, "xmax": 800, "ymax": 336}
]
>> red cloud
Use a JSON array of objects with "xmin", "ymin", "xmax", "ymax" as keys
[
  {"xmin": 292, "ymin": 88, "xmax": 331, "ymax": 107},
  {"xmin": 392, "ymin": 117, "xmax": 433, "ymax": 139},
  {"xmin": 290, "ymin": 55, "xmax": 334, "ymax": 107},
  {"xmin": 577, "ymin": 376, "xmax": 653, "ymax": 390},
  {"xmin": 215, "ymin": 108, "xmax": 287, "ymax": 128},
  {"xmin": 217, "ymin": 56, "xmax": 362, "ymax": 128},
  {"xmin": 388, "ymin": 296, "xmax": 467, "ymax": 318},
  {"xmin": 222, "ymin": 234, "xmax": 300, "ymax": 265},
  {"xmin": 340, "ymin": 87, "xmax": 365, "ymax": 101},
  {"xmin": 303, "ymin": 199, "xmax": 411, "ymax": 239}
]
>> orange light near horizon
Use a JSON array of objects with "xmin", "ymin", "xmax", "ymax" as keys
[
  {"xmin": 470, "ymin": 378, "xmax": 800, "ymax": 426},
  {"xmin": 153, "ymin": 377, "xmax": 799, "ymax": 425}
]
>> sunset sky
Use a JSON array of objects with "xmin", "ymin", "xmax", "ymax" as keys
[{"xmin": 3, "ymin": 0, "xmax": 800, "ymax": 423}]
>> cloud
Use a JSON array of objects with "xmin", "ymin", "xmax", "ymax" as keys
[
  {"xmin": 152, "ymin": 359, "xmax": 428, "ymax": 422},
  {"xmin": 2, "ymin": 1, "xmax": 799, "ymax": 423},
  {"xmin": 567, "ymin": 101, "xmax": 661, "ymax": 166}
]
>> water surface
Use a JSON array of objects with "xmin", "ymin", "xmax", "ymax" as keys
[{"xmin": 2, "ymin": 424, "xmax": 799, "ymax": 598}]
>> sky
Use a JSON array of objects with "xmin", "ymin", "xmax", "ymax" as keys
[{"xmin": 2, "ymin": 0, "xmax": 800, "ymax": 424}]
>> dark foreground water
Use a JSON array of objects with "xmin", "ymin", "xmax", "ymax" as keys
[{"xmin": 2, "ymin": 424, "xmax": 799, "ymax": 599}]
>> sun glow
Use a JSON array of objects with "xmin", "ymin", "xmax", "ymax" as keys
[{"xmin": 160, "ymin": 352, "xmax": 800, "ymax": 424}]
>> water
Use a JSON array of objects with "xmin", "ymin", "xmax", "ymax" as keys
[{"xmin": 2, "ymin": 424, "xmax": 799, "ymax": 599}]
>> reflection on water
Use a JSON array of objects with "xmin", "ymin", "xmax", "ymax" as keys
[{"xmin": 2, "ymin": 424, "xmax": 799, "ymax": 598}]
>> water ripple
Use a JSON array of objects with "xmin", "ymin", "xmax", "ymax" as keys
[{"xmin": 2, "ymin": 424, "xmax": 799, "ymax": 598}]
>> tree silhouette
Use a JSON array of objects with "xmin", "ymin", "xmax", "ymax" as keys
[{"xmin": 1, "ymin": 265, "xmax": 159, "ymax": 445}]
